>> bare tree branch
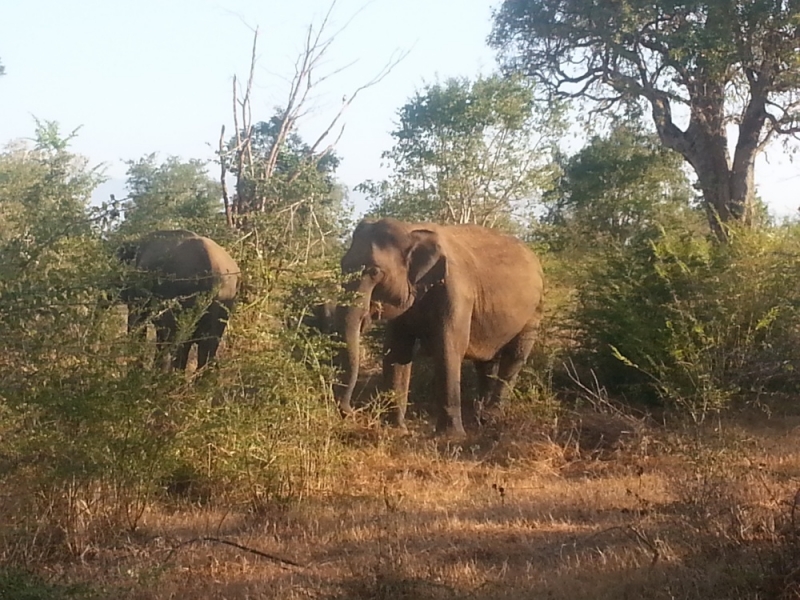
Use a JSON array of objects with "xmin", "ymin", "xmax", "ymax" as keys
[
  {"xmin": 218, "ymin": 124, "xmax": 233, "ymax": 228},
  {"xmin": 221, "ymin": 0, "xmax": 408, "ymax": 239}
]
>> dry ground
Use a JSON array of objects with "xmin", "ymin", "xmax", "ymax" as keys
[{"xmin": 16, "ymin": 406, "xmax": 800, "ymax": 600}]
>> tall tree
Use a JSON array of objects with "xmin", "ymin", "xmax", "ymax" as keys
[
  {"xmin": 490, "ymin": 0, "xmax": 800, "ymax": 239},
  {"xmin": 0, "ymin": 123, "xmax": 109, "ymax": 328},
  {"xmin": 540, "ymin": 122, "xmax": 697, "ymax": 250},
  {"xmin": 240, "ymin": 113, "xmax": 346, "ymax": 235},
  {"xmin": 220, "ymin": 16, "xmax": 404, "ymax": 230},
  {"xmin": 225, "ymin": 111, "xmax": 349, "ymax": 263},
  {"xmin": 361, "ymin": 74, "xmax": 561, "ymax": 229},
  {"xmin": 118, "ymin": 155, "xmax": 223, "ymax": 237}
]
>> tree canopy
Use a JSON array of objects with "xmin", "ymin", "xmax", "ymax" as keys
[
  {"xmin": 0, "ymin": 121, "xmax": 104, "ymax": 246},
  {"xmin": 230, "ymin": 113, "xmax": 342, "ymax": 216},
  {"xmin": 490, "ymin": 0, "xmax": 800, "ymax": 238},
  {"xmin": 118, "ymin": 155, "xmax": 223, "ymax": 238},
  {"xmin": 361, "ymin": 75, "xmax": 560, "ymax": 229},
  {"xmin": 539, "ymin": 122, "xmax": 697, "ymax": 250}
]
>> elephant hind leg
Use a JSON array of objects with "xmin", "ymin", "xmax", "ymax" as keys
[
  {"xmin": 471, "ymin": 359, "xmax": 500, "ymax": 426},
  {"xmin": 196, "ymin": 336, "xmax": 221, "ymax": 370},
  {"xmin": 475, "ymin": 360, "xmax": 499, "ymax": 404},
  {"xmin": 195, "ymin": 301, "xmax": 232, "ymax": 371},
  {"xmin": 490, "ymin": 324, "xmax": 539, "ymax": 405}
]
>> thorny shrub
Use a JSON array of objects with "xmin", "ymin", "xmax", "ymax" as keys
[
  {"xmin": 0, "ymin": 217, "xmax": 349, "ymax": 562},
  {"xmin": 569, "ymin": 221, "xmax": 800, "ymax": 422}
]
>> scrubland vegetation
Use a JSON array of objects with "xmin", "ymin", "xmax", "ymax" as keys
[{"xmin": 3, "ymin": 1, "xmax": 800, "ymax": 598}]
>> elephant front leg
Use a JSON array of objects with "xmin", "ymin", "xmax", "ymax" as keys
[
  {"xmin": 382, "ymin": 323, "xmax": 416, "ymax": 431},
  {"xmin": 127, "ymin": 302, "xmax": 151, "ymax": 368},
  {"xmin": 154, "ymin": 310, "xmax": 179, "ymax": 373},
  {"xmin": 383, "ymin": 360, "xmax": 412, "ymax": 432},
  {"xmin": 434, "ymin": 330, "xmax": 469, "ymax": 438},
  {"xmin": 155, "ymin": 326, "xmax": 174, "ymax": 373}
]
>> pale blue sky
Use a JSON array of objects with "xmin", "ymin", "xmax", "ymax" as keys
[{"xmin": 1, "ymin": 0, "xmax": 798, "ymax": 217}]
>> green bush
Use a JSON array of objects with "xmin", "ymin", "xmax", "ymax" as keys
[
  {"xmin": 0, "ymin": 217, "xmax": 348, "ymax": 559},
  {"xmin": 571, "ymin": 221, "xmax": 800, "ymax": 421},
  {"xmin": 0, "ymin": 567, "xmax": 98, "ymax": 600},
  {"xmin": 0, "ymin": 129, "xmax": 348, "ymax": 560}
]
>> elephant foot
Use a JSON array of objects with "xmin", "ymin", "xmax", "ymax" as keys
[
  {"xmin": 436, "ymin": 411, "xmax": 466, "ymax": 439},
  {"xmin": 391, "ymin": 421, "xmax": 410, "ymax": 436},
  {"xmin": 436, "ymin": 421, "xmax": 467, "ymax": 440},
  {"xmin": 443, "ymin": 427, "xmax": 467, "ymax": 440}
]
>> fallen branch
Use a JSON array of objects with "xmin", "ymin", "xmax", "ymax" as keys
[{"xmin": 163, "ymin": 536, "xmax": 305, "ymax": 569}]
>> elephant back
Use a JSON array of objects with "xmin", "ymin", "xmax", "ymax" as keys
[{"xmin": 135, "ymin": 230, "xmax": 239, "ymax": 303}]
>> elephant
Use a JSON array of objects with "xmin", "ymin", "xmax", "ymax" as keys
[
  {"xmin": 334, "ymin": 217, "xmax": 545, "ymax": 438},
  {"xmin": 300, "ymin": 300, "xmax": 380, "ymax": 337},
  {"xmin": 116, "ymin": 229, "xmax": 240, "ymax": 373},
  {"xmin": 300, "ymin": 300, "xmax": 339, "ymax": 334}
]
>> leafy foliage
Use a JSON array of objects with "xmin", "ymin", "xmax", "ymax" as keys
[
  {"xmin": 536, "ymin": 123, "xmax": 698, "ymax": 253},
  {"xmin": 5, "ymin": 9, "xmax": 800, "ymax": 579},
  {"xmin": 0, "ymin": 121, "xmax": 105, "ymax": 245},
  {"xmin": 490, "ymin": 0, "xmax": 800, "ymax": 233},
  {"xmin": 118, "ymin": 154, "xmax": 224, "ymax": 238},
  {"xmin": 0, "ymin": 568, "xmax": 97, "ymax": 600},
  {"xmin": 249, "ymin": 115, "xmax": 341, "ymax": 209},
  {"xmin": 0, "ymin": 125, "xmax": 347, "ymax": 561},
  {"xmin": 225, "ymin": 110, "xmax": 351, "ymax": 264},
  {"xmin": 360, "ymin": 75, "xmax": 561, "ymax": 229},
  {"xmin": 571, "ymin": 222, "xmax": 800, "ymax": 421}
]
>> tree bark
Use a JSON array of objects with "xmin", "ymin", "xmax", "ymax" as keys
[{"xmin": 649, "ymin": 78, "xmax": 765, "ymax": 241}]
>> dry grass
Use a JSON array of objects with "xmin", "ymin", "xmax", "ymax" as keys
[{"xmin": 11, "ymin": 407, "xmax": 800, "ymax": 600}]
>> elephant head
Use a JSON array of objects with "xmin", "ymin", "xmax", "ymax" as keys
[{"xmin": 335, "ymin": 218, "xmax": 446, "ymax": 415}]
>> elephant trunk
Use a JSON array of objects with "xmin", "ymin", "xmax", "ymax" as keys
[{"xmin": 335, "ymin": 279, "xmax": 374, "ymax": 417}]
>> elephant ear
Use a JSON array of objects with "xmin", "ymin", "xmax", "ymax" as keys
[{"xmin": 406, "ymin": 229, "xmax": 445, "ymax": 287}]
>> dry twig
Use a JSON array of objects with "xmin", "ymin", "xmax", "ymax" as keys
[{"xmin": 163, "ymin": 536, "xmax": 305, "ymax": 569}]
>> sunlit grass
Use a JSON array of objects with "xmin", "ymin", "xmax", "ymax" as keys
[{"xmin": 5, "ymin": 409, "xmax": 799, "ymax": 600}]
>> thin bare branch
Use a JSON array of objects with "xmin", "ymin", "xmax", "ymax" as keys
[
  {"xmin": 307, "ymin": 48, "xmax": 409, "ymax": 156},
  {"xmin": 218, "ymin": 124, "xmax": 233, "ymax": 228},
  {"xmin": 163, "ymin": 536, "xmax": 304, "ymax": 569}
]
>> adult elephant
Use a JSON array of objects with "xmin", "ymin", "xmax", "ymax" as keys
[
  {"xmin": 335, "ymin": 217, "xmax": 544, "ymax": 438},
  {"xmin": 116, "ymin": 229, "xmax": 240, "ymax": 372}
]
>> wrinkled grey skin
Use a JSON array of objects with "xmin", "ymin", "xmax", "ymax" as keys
[
  {"xmin": 335, "ymin": 218, "xmax": 545, "ymax": 438},
  {"xmin": 117, "ymin": 229, "xmax": 240, "ymax": 372}
]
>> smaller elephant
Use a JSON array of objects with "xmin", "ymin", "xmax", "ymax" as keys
[
  {"xmin": 117, "ymin": 229, "xmax": 240, "ymax": 372},
  {"xmin": 299, "ymin": 301, "xmax": 380, "ymax": 336},
  {"xmin": 300, "ymin": 300, "xmax": 339, "ymax": 335}
]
